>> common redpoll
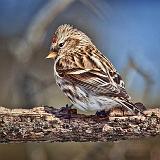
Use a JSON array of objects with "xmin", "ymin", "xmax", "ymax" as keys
[{"xmin": 46, "ymin": 24, "xmax": 145, "ymax": 115}]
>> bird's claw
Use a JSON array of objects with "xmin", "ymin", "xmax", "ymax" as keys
[
  {"xmin": 95, "ymin": 110, "xmax": 108, "ymax": 117},
  {"xmin": 58, "ymin": 104, "xmax": 77, "ymax": 120}
]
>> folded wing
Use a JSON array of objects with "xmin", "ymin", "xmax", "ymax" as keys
[{"xmin": 57, "ymin": 68, "xmax": 130, "ymax": 99}]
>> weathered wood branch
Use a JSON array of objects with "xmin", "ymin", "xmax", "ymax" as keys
[{"xmin": 0, "ymin": 106, "xmax": 159, "ymax": 143}]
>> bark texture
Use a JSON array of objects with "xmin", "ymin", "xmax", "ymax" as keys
[{"xmin": 0, "ymin": 106, "xmax": 159, "ymax": 143}]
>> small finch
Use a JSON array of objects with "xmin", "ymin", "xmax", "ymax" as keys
[{"xmin": 46, "ymin": 24, "xmax": 145, "ymax": 115}]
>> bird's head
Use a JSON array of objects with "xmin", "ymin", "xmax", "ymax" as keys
[{"xmin": 46, "ymin": 24, "xmax": 92, "ymax": 59}]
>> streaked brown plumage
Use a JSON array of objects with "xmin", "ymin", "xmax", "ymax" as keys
[{"xmin": 46, "ymin": 24, "xmax": 145, "ymax": 114}]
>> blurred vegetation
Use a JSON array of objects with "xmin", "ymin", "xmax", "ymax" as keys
[{"xmin": 0, "ymin": 0, "xmax": 160, "ymax": 160}]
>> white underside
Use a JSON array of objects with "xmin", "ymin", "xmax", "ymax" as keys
[
  {"xmin": 56, "ymin": 77, "xmax": 120, "ymax": 111},
  {"xmin": 74, "ymin": 94, "xmax": 119, "ymax": 111}
]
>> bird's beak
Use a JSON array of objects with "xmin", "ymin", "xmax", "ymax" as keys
[{"xmin": 46, "ymin": 51, "xmax": 57, "ymax": 59}]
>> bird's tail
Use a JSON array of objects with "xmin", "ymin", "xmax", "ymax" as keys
[{"xmin": 115, "ymin": 98, "xmax": 146, "ymax": 116}]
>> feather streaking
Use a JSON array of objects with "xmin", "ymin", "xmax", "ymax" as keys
[{"xmin": 46, "ymin": 24, "xmax": 145, "ymax": 115}]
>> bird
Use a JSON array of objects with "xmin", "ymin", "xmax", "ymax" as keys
[{"xmin": 46, "ymin": 24, "xmax": 146, "ymax": 116}]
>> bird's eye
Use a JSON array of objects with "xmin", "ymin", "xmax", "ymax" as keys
[{"xmin": 59, "ymin": 42, "xmax": 64, "ymax": 48}]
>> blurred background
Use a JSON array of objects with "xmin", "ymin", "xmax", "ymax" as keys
[{"xmin": 0, "ymin": 0, "xmax": 160, "ymax": 160}]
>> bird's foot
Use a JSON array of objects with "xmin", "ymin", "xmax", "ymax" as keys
[
  {"xmin": 58, "ymin": 104, "xmax": 77, "ymax": 121},
  {"xmin": 94, "ymin": 110, "xmax": 110, "ymax": 121},
  {"xmin": 65, "ymin": 104, "xmax": 73, "ymax": 110},
  {"xmin": 96, "ymin": 110, "xmax": 108, "ymax": 117}
]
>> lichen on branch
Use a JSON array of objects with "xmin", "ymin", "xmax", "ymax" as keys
[{"xmin": 0, "ymin": 106, "xmax": 159, "ymax": 143}]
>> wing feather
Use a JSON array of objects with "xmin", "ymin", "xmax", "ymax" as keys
[
  {"xmin": 56, "ymin": 48, "xmax": 130, "ymax": 99},
  {"xmin": 57, "ymin": 68, "xmax": 129, "ymax": 99}
]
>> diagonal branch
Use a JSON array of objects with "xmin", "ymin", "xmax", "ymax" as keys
[{"xmin": 0, "ymin": 106, "xmax": 159, "ymax": 143}]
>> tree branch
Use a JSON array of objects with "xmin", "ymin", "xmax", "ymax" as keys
[{"xmin": 0, "ymin": 106, "xmax": 159, "ymax": 143}]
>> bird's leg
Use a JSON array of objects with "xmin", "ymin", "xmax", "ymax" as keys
[
  {"xmin": 95, "ymin": 110, "xmax": 110, "ymax": 117},
  {"xmin": 65, "ymin": 104, "xmax": 73, "ymax": 110},
  {"xmin": 94, "ymin": 110, "xmax": 110, "ymax": 121},
  {"xmin": 59, "ymin": 104, "xmax": 73, "ymax": 113},
  {"xmin": 65, "ymin": 104, "xmax": 77, "ymax": 117},
  {"xmin": 58, "ymin": 104, "xmax": 77, "ymax": 121},
  {"xmin": 65, "ymin": 104, "xmax": 73, "ymax": 123}
]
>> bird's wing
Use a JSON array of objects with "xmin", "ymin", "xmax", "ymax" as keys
[
  {"xmin": 57, "ymin": 68, "xmax": 130, "ymax": 99},
  {"xmin": 56, "ymin": 48, "xmax": 130, "ymax": 99}
]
